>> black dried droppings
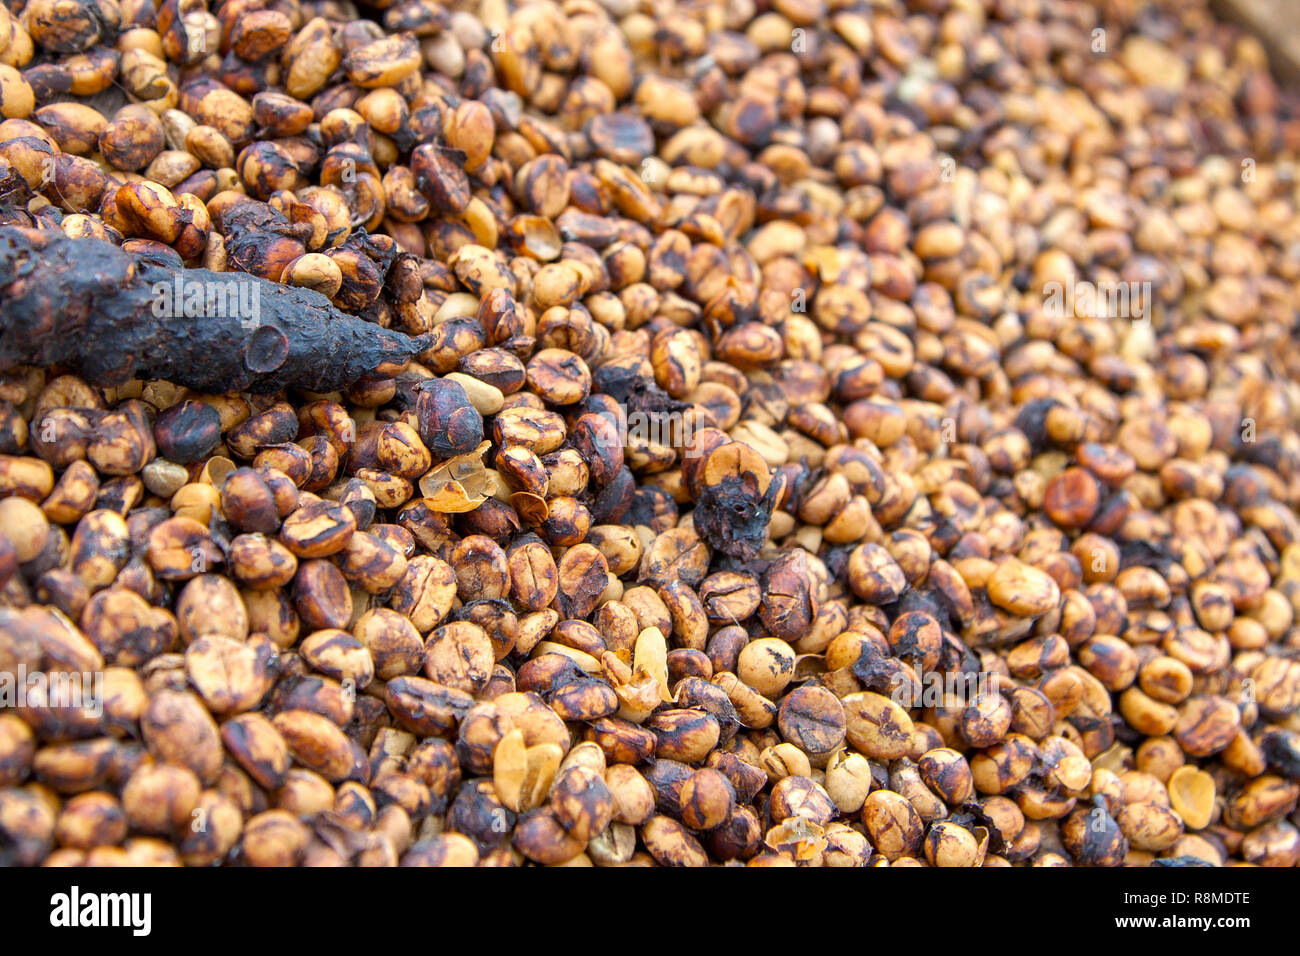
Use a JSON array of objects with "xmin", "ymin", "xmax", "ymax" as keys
[
  {"xmin": 1119, "ymin": 538, "xmax": 1176, "ymax": 576},
  {"xmin": 591, "ymin": 367, "xmax": 689, "ymax": 420},
  {"xmin": 895, "ymin": 588, "xmax": 949, "ymax": 626},
  {"xmin": 940, "ymin": 633, "xmax": 983, "ymax": 679},
  {"xmin": 1012, "ymin": 398, "xmax": 1061, "ymax": 455},
  {"xmin": 818, "ymin": 545, "xmax": 854, "ymax": 588},
  {"xmin": 954, "ymin": 804, "xmax": 1005, "ymax": 855},
  {"xmin": 850, "ymin": 642, "xmax": 888, "ymax": 684},
  {"xmin": 673, "ymin": 677, "xmax": 741, "ymax": 742},
  {"xmin": 625, "ymin": 484, "xmax": 678, "ymax": 529},
  {"xmin": 213, "ymin": 201, "xmax": 291, "ymax": 239},
  {"xmin": 446, "ymin": 782, "xmax": 513, "ymax": 850},
  {"xmin": 244, "ymin": 325, "xmax": 291, "ymax": 373},
  {"xmin": 887, "ymin": 614, "xmax": 930, "ymax": 665},
  {"xmin": 0, "ymin": 229, "xmax": 428, "ymax": 393},
  {"xmin": 1072, "ymin": 810, "xmax": 1126, "ymax": 867},
  {"xmin": 1261, "ymin": 729, "xmax": 1300, "ymax": 781},
  {"xmin": 0, "ymin": 167, "xmax": 35, "ymax": 223},
  {"xmin": 342, "ymin": 229, "xmax": 400, "ymax": 277},
  {"xmin": 590, "ymin": 362, "xmax": 642, "ymax": 404},
  {"xmin": 128, "ymin": 241, "xmax": 185, "ymax": 272},
  {"xmin": 587, "ymin": 466, "xmax": 635, "ymax": 524},
  {"xmin": 693, "ymin": 476, "xmax": 777, "ymax": 560}
]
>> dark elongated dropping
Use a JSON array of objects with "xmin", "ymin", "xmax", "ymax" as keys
[
  {"xmin": 0, "ymin": 227, "xmax": 430, "ymax": 394},
  {"xmin": 693, "ymin": 480, "xmax": 778, "ymax": 559},
  {"xmin": 243, "ymin": 325, "xmax": 291, "ymax": 373}
]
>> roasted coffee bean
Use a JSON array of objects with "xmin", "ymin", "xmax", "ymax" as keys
[
  {"xmin": 987, "ymin": 560, "xmax": 1061, "ymax": 618},
  {"xmin": 227, "ymin": 533, "xmax": 298, "ymax": 589},
  {"xmin": 513, "ymin": 807, "xmax": 583, "ymax": 864},
  {"xmin": 141, "ymin": 689, "xmax": 223, "ymax": 784},
  {"xmin": 221, "ymin": 713, "xmax": 290, "ymax": 791},
  {"xmin": 777, "ymin": 685, "xmax": 847, "ymax": 759},
  {"xmin": 843, "ymin": 692, "xmax": 914, "ymax": 761},
  {"xmin": 412, "ymin": 378, "xmax": 484, "ymax": 457},
  {"xmin": 679, "ymin": 768, "xmax": 735, "ymax": 831},
  {"xmin": 241, "ymin": 810, "xmax": 310, "ymax": 866},
  {"xmin": 590, "ymin": 717, "xmax": 657, "ymax": 766},
  {"xmin": 424, "ymin": 621, "xmax": 493, "ymax": 695},
  {"xmin": 550, "ymin": 679, "xmax": 619, "ymax": 722},
  {"xmin": 549, "ymin": 765, "xmax": 614, "ymax": 843},
  {"xmin": 175, "ymin": 574, "xmax": 248, "ymax": 642},
  {"xmin": 221, "ymin": 467, "xmax": 281, "ymax": 533},
  {"xmin": 642, "ymin": 814, "xmax": 708, "ymax": 867},
  {"xmin": 186, "ymin": 633, "xmax": 278, "ymax": 715},
  {"xmin": 401, "ymin": 833, "xmax": 481, "ymax": 867},
  {"xmin": 385, "ymin": 677, "xmax": 473, "ymax": 738},
  {"xmin": 146, "ymin": 516, "xmax": 221, "ymax": 580},
  {"xmin": 353, "ymin": 607, "xmax": 423, "ymax": 680},
  {"xmin": 737, "ymin": 638, "xmax": 797, "ymax": 698},
  {"xmin": 389, "ymin": 555, "xmax": 457, "ymax": 634},
  {"xmin": 648, "ymin": 710, "xmax": 720, "ymax": 765},
  {"xmin": 273, "ymin": 709, "xmax": 360, "ymax": 782},
  {"xmin": 299, "ymin": 628, "xmax": 374, "ymax": 689},
  {"xmin": 150, "ymin": 401, "xmax": 222, "ymax": 464},
  {"xmin": 555, "ymin": 544, "xmax": 608, "ymax": 621},
  {"xmin": 279, "ymin": 501, "xmax": 357, "ymax": 558},
  {"xmin": 80, "ymin": 586, "xmax": 177, "ymax": 666}
]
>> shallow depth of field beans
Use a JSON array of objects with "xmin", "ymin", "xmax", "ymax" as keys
[{"xmin": 0, "ymin": 0, "xmax": 1299, "ymax": 869}]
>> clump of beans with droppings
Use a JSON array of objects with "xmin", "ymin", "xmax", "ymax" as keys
[{"xmin": 2, "ymin": 0, "xmax": 1300, "ymax": 868}]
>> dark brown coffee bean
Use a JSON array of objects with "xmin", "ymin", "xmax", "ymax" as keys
[
  {"xmin": 141, "ymin": 689, "xmax": 223, "ymax": 784},
  {"xmin": 221, "ymin": 712, "xmax": 290, "ymax": 790},
  {"xmin": 279, "ymin": 501, "xmax": 356, "ymax": 558},
  {"xmin": 556, "ymin": 544, "xmax": 607, "ymax": 621},
  {"xmin": 299, "ymin": 627, "xmax": 374, "ymax": 688},
  {"xmin": 186, "ymin": 633, "xmax": 278, "ymax": 715},
  {"xmin": 777, "ymin": 685, "xmax": 847, "ymax": 758}
]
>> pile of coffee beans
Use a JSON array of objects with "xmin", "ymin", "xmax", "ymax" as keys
[{"xmin": 2, "ymin": 0, "xmax": 1300, "ymax": 867}]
